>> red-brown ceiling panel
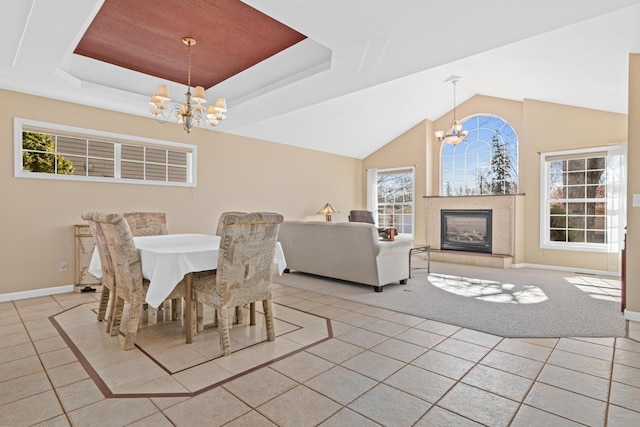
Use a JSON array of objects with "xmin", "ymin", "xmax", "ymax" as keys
[{"xmin": 74, "ymin": 0, "xmax": 307, "ymax": 89}]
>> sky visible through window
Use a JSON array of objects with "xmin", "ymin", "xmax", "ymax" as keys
[{"xmin": 441, "ymin": 115, "xmax": 518, "ymax": 196}]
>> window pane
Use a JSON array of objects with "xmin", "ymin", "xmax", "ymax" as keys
[
  {"xmin": 568, "ymin": 203, "xmax": 585, "ymax": 215},
  {"xmin": 168, "ymin": 151, "xmax": 187, "ymax": 166},
  {"xmin": 89, "ymin": 159, "xmax": 114, "ymax": 177},
  {"xmin": 146, "ymin": 148, "xmax": 166, "ymax": 163},
  {"xmin": 121, "ymin": 161, "xmax": 144, "ymax": 179},
  {"xmin": 88, "ymin": 140, "xmax": 114, "ymax": 158},
  {"xmin": 568, "ymin": 216, "xmax": 585, "ymax": 229},
  {"xmin": 567, "ymin": 186, "xmax": 585, "ymax": 199},
  {"xmin": 122, "ymin": 145, "xmax": 144, "ymax": 161},
  {"xmin": 550, "ymin": 215, "xmax": 566, "ymax": 228},
  {"xmin": 567, "ymin": 159, "xmax": 585, "ymax": 171},
  {"xmin": 568, "ymin": 229, "xmax": 585, "ymax": 243},
  {"xmin": 550, "ymin": 229, "xmax": 566, "ymax": 242},
  {"xmin": 587, "ymin": 231, "xmax": 605, "ymax": 244},
  {"xmin": 145, "ymin": 163, "xmax": 166, "ymax": 181},
  {"xmin": 168, "ymin": 166, "xmax": 187, "ymax": 182},
  {"xmin": 57, "ymin": 137, "xmax": 86, "ymax": 156}
]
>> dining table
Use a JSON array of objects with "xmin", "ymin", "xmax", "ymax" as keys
[{"xmin": 88, "ymin": 233, "xmax": 287, "ymax": 343}]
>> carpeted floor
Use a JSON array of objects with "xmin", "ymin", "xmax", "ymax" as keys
[{"xmin": 273, "ymin": 260, "xmax": 627, "ymax": 338}]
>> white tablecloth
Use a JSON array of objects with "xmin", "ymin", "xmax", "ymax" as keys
[{"xmin": 88, "ymin": 233, "xmax": 287, "ymax": 308}]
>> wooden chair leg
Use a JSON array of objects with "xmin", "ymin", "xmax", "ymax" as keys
[{"xmin": 171, "ymin": 298, "xmax": 181, "ymax": 321}]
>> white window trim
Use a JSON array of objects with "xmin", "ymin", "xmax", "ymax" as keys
[
  {"xmin": 14, "ymin": 118, "xmax": 197, "ymax": 187},
  {"xmin": 539, "ymin": 144, "xmax": 626, "ymax": 253},
  {"xmin": 371, "ymin": 166, "xmax": 416, "ymax": 240}
]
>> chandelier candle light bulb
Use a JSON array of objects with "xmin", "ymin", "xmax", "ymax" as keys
[{"xmin": 149, "ymin": 37, "xmax": 228, "ymax": 133}]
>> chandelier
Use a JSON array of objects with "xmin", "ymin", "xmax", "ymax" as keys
[
  {"xmin": 434, "ymin": 76, "xmax": 468, "ymax": 145},
  {"xmin": 149, "ymin": 37, "xmax": 227, "ymax": 134}
]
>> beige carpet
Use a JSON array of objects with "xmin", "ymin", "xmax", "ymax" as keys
[{"xmin": 274, "ymin": 261, "xmax": 626, "ymax": 338}]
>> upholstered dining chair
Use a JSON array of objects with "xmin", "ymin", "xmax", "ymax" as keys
[
  {"xmin": 94, "ymin": 212, "xmax": 188, "ymax": 350},
  {"xmin": 123, "ymin": 212, "xmax": 168, "ymax": 236},
  {"xmin": 213, "ymin": 211, "xmax": 247, "ymax": 326},
  {"xmin": 123, "ymin": 211, "xmax": 181, "ymax": 321},
  {"xmin": 191, "ymin": 212, "xmax": 283, "ymax": 356},
  {"xmin": 349, "ymin": 210, "xmax": 396, "ymax": 241},
  {"xmin": 216, "ymin": 211, "xmax": 246, "ymax": 236},
  {"xmin": 82, "ymin": 212, "xmax": 117, "ymax": 333}
]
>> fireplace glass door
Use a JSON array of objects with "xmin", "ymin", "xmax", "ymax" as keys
[{"xmin": 441, "ymin": 210, "xmax": 492, "ymax": 253}]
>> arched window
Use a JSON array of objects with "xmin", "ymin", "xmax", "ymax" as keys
[{"xmin": 441, "ymin": 115, "xmax": 518, "ymax": 196}]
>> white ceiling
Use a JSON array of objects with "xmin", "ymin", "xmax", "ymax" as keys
[{"xmin": 2, "ymin": 0, "xmax": 640, "ymax": 159}]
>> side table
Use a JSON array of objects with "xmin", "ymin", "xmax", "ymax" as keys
[{"xmin": 409, "ymin": 244, "xmax": 430, "ymax": 278}]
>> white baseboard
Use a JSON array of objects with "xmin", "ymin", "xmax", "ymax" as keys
[
  {"xmin": 511, "ymin": 263, "xmax": 620, "ymax": 277},
  {"xmin": 624, "ymin": 310, "xmax": 640, "ymax": 322},
  {"xmin": 0, "ymin": 284, "xmax": 75, "ymax": 303}
]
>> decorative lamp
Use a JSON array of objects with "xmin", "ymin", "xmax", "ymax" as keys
[{"xmin": 317, "ymin": 203, "xmax": 338, "ymax": 222}]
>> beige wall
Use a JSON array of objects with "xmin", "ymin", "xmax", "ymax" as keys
[
  {"xmin": 520, "ymin": 99, "xmax": 627, "ymax": 271},
  {"xmin": 370, "ymin": 94, "xmax": 627, "ymax": 273},
  {"xmin": 363, "ymin": 120, "xmax": 429, "ymax": 244},
  {"xmin": 627, "ymin": 54, "xmax": 640, "ymax": 314},
  {"xmin": 0, "ymin": 89, "xmax": 362, "ymax": 294}
]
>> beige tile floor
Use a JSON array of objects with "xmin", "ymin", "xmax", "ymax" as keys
[{"xmin": 1, "ymin": 273, "xmax": 640, "ymax": 426}]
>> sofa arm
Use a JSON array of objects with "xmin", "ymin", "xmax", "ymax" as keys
[{"xmin": 376, "ymin": 240, "xmax": 412, "ymax": 256}]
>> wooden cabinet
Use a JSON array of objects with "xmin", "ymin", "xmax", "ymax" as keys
[{"xmin": 75, "ymin": 224, "xmax": 100, "ymax": 292}]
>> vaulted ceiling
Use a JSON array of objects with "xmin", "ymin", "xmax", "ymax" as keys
[{"xmin": 2, "ymin": 0, "xmax": 640, "ymax": 158}]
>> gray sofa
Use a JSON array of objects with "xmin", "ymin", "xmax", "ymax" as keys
[{"xmin": 277, "ymin": 220, "xmax": 412, "ymax": 292}]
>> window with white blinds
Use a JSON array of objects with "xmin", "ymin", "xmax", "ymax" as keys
[{"xmin": 14, "ymin": 118, "xmax": 196, "ymax": 187}]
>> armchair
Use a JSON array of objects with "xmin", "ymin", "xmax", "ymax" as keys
[{"xmin": 349, "ymin": 210, "xmax": 396, "ymax": 241}]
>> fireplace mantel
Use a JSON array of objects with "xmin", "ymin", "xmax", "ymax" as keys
[{"xmin": 424, "ymin": 194, "xmax": 525, "ymax": 266}]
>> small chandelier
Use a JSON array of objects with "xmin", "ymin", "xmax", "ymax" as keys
[
  {"xmin": 149, "ymin": 37, "xmax": 228, "ymax": 134},
  {"xmin": 434, "ymin": 76, "xmax": 469, "ymax": 145}
]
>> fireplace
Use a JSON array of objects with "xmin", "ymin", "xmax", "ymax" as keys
[{"xmin": 441, "ymin": 210, "xmax": 492, "ymax": 253}]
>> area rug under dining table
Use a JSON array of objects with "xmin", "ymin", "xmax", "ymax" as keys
[{"xmin": 273, "ymin": 261, "xmax": 626, "ymax": 338}]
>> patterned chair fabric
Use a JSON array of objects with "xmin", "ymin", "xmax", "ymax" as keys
[
  {"xmin": 192, "ymin": 212, "xmax": 283, "ymax": 356},
  {"xmin": 123, "ymin": 212, "xmax": 168, "ymax": 237},
  {"xmin": 215, "ymin": 211, "xmax": 246, "ymax": 236},
  {"xmin": 123, "ymin": 211, "xmax": 183, "ymax": 321},
  {"xmin": 349, "ymin": 210, "xmax": 396, "ymax": 241},
  {"xmin": 93, "ymin": 213, "xmax": 187, "ymax": 350},
  {"xmin": 81, "ymin": 212, "xmax": 117, "ymax": 333}
]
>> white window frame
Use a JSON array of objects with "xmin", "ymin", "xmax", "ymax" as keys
[
  {"xmin": 539, "ymin": 145, "xmax": 626, "ymax": 253},
  {"xmin": 368, "ymin": 166, "xmax": 415, "ymax": 240},
  {"xmin": 14, "ymin": 118, "xmax": 197, "ymax": 187}
]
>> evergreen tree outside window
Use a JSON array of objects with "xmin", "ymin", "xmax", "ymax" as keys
[
  {"xmin": 15, "ymin": 118, "xmax": 196, "ymax": 187},
  {"xmin": 441, "ymin": 115, "xmax": 518, "ymax": 196},
  {"xmin": 22, "ymin": 132, "xmax": 75, "ymax": 175}
]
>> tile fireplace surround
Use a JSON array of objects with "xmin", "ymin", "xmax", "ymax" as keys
[{"xmin": 424, "ymin": 194, "xmax": 525, "ymax": 268}]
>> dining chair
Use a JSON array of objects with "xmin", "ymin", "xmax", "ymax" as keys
[
  {"xmin": 123, "ymin": 211, "xmax": 179, "ymax": 322},
  {"xmin": 123, "ymin": 212, "xmax": 168, "ymax": 236},
  {"xmin": 94, "ymin": 212, "xmax": 188, "ymax": 350},
  {"xmin": 215, "ymin": 211, "xmax": 246, "ymax": 236},
  {"xmin": 81, "ymin": 211, "xmax": 117, "ymax": 333},
  {"xmin": 192, "ymin": 212, "xmax": 283, "ymax": 356},
  {"xmin": 212, "ymin": 211, "xmax": 247, "ymax": 326}
]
